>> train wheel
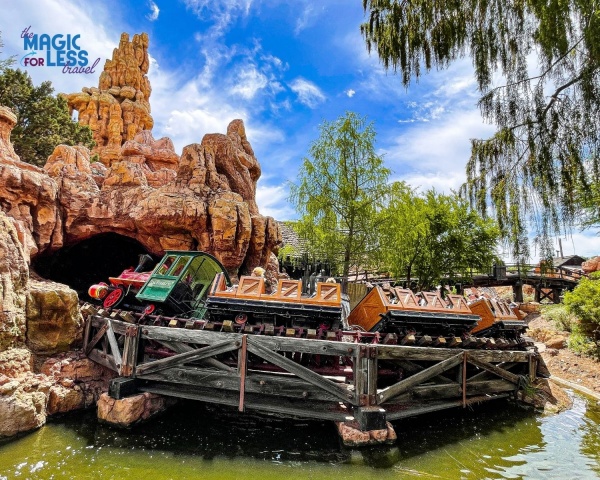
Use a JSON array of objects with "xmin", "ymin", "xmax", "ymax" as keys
[
  {"xmin": 103, "ymin": 287, "xmax": 124, "ymax": 309},
  {"xmin": 144, "ymin": 304, "xmax": 156, "ymax": 315}
]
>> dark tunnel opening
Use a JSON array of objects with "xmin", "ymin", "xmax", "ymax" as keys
[{"xmin": 32, "ymin": 233, "xmax": 157, "ymax": 297}]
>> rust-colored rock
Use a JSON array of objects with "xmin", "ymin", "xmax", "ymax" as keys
[
  {"xmin": 26, "ymin": 277, "xmax": 83, "ymax": 354},
  {"xmin": 0, "ymin": 211, "xmax": 28, "ymax": 350},
  {"xmin": 202, "ymin": 119, "xmax": 261, "ymax": 214},
  {"xmin": 582, "ymin": 256, "xmax": 600, "ymax": 274},
  {"xmin": 64, "ymin": 33, "xmax": 153, "ymax": 166},
  {"xmin": 0, "ymin": 108, "xmax": 59, "ymax": 259},
  {"xmin": 1, "ymin": 31, "xmax": 281, "ymax": 279},
  {"xmin": 97, "ymin": 392, "xmax": 175, "ymax": 427},
  {"xmin": 545, "ymin": 335, "xmax": 567, "ymax": 350}
]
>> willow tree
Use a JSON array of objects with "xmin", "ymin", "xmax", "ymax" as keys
[
  {"xmin": 289, "ymin": 112, "xmax": 390, "ymax": 278},
  {"xmin": 361, "ymin": 0, "xmax": 600, "ymax": 257},
  {"xmin": 378, "ymin": 182, "xmax": 500, "ymax": 289}
]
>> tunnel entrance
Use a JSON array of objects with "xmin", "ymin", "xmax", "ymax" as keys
[{"xmin": 33, "ymin": 233, "xmax": 156, "ymax": 296}]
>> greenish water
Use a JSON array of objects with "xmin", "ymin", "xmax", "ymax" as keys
[{"xmin": 1, "ymin": 392, "xmax": 599, "ymax": 479}]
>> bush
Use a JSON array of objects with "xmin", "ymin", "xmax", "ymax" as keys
[
  {"xmin": 564, "ymin": 272, "xmax": 600, "ymax": 359},
  {"xmin": 540, "ymin": 304, "xmax": 577, "ymax": 332}
]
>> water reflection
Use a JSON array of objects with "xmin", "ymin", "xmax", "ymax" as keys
[{"xmin": 0, "ymin": 393, "xmax": 599, "ymax": 479}]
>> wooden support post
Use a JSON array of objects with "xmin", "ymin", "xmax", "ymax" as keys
[
  {"xmin": 529, "ymin": 354, "xmax": 537, "ymax": 382},
  {"xmin": 513, "ymin": 283, "xmax": 524, "ymax": 303},
  {"xmin": 367, "ymin": 346, "xmax": 378, "ymax": 406},
  {"xmin": 552, "ymin": 288, "xmax": 561, "ymax": 304},
  {"xmin": 238, "ymin": 335, "xmax": 247, "ymax": 412},
  {"xmin": 121, "ymin": 325, "xmax": 140, "ymax": 377},
  {"xmin": 82, "ymin": 314, "xmax": 92, "ymax": 352},
  {"xmin": 462, "ymin": 352, "xmax": 467, "ymax": 408}
]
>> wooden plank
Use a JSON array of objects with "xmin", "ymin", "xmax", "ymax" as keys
[
  {"xmin": 411, "ymin": 379, "xmax": 516, "ymax": 400},
  {"xmin": 138, "ymin": 383, "xmax": 348, "ymax": 421},
  {"xmin": 466, "ymin": 356, "xmax": 520, "ymax": 384},
  {"xmin": 354, "ymin": 356, "xmax": 367, "ymax": 404},
  {"xmin": 140, "ymin": 367, "xmax": 342, "ymax": 402},
  {"xmin": 84, "ymin": 323, "xmax": 109, "ymax": 356},
  {"xmin": 397, "ymin": 361, "xmax": 453, "ymax": 384},
  {"xmin": 378, "ymin": 353, "xmax": 464, "ymax": 404},
  {"xmin": 468, "ymin": 362, "xmax": 517, "ymax": 382},
  {"xmin": 376, "ymin": 344, "xmax": 530, "ymax": 363},
  {"xmin": 106, "ymin": 322, "xmax": 123, "ymax": 370},
  {"xmin": 155, "ymin": 340, "xmax": 234, "ymax": 372},
  {"xmin": 239, "ymin": 334, "xmax": 248, "ymax": 412},
  {"xmin": 140, "ymin": 322, "xmax": 358, "ymax": 356},
  {"xmin": 88, "ymin": 349, "xmax": 118, "ymax": 372},
  {"xmin": 121, "ymin": 326, "xmax": 139, "ymax": 377},
  {"xmin": 136, "ymin": 338, "xmax": 239, "ymax": 376},
  {"xmin": 386, "ymin": 393, "xmax": 510, "ymax": 420},
  {"xmin": 246, "ymin": 338, "xmax": 354, "ymax": 404},
  {"xmin": 82, "ymin": 314, "xmax": 92, "ymax": 352}
]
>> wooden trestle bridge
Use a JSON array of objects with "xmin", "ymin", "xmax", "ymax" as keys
[
  {"xmin": 83, "ymin": 307, "xmax": 540, "ymax": 444},
  {"xmin": 441, "ymin": 263, "xmax": 585, "ymax": 304}
]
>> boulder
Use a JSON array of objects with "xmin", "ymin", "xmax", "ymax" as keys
[
  {"xmin": 545, "ymin": 335, "xmax": 567, "ymax": 350},
  {"xmin": 97, "ymin": 392, "xmax": 175, "ymax": 427},
  {"xmin": 26, "ymin": 277, "xmax": 83, "ymax": 354},
  {"xmin": 582, "ymin": 256, "xmax": 600, "ymax": 274}
]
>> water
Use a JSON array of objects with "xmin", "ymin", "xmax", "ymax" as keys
[{"xmin": 0, "ymin": 392, "xmax": 599, "ymax": 480}]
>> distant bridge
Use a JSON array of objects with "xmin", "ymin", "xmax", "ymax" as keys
[{"xmin": 441, "ymin": 263, "xmax": 586, "ymax": 303}]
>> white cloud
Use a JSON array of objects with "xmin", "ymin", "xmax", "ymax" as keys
[
  {"xmin": 294, "ymin": 4, "xmax": 316, "ymax": 35},
  {"xmin": 184, "ymin": 0, "xmax": 253, "ymax": 37},
  {"xmin": 1, "ymin": 0, "xmax": 119, "ymax": 94},
  {"xmin": 146, "ymin": 1, "xmax": 160, "ymax": 21},
  {"xmin": 384, "ymin": 108, "xmax": 494, "ymax": 173},
  {"xmin": 230, "ymin": 66, "xmax": 268, "ymax": 99},
  {"xmin": 395, "ymin": 170, "xmax": 467, "ymax": 195},
  {"xmin": 148, "ymin": 52, "xmax": 285, "ymax": 155},
  {"xmin": 256, "ymin": 182, "xmax": 296, "ymax": 219},
  {"xmin": 289, "ymin": 77, "xmax": 325, "ymax": 108},
  {"xmin": 345, "ymin": 89, "xmax": 355, "ymax": 98}
]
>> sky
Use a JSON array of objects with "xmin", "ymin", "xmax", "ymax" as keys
[{"xmin": 1, "ymin": 0, "xmax": 597, "ymax": 259}]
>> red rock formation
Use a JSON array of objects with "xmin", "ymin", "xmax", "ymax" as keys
[
  {"xmin": 63, "ymin": 33, "xmax": 154, "ymax": 166},
  {"xmin": 582, "ymin": 256, "xmax": 600, "ymax": 274},
  {"xmin": 0, "ymin": 211, "xmax": 28, "ymax": 349}
]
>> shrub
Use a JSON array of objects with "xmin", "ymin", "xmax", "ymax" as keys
[
  {"xmin": 564, "ymin": 272, "xmax": 600, "ymax": 359},
  {"xmin": 540, "ymin": 304, "xmax": 577, "ymax": 332}
]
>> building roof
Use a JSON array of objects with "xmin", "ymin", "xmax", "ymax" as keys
[{"xmin": 552, "ymin": 255, "xmax": 585, "ymax": 267}]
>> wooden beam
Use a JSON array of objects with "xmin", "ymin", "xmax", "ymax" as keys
[
  {"xmin": 378, "ymin": 353, "xmax": 464, "ymax": 404},
  {"xmin": 466, "ymin": 356, "xmax": 520, "ymax": 384},
  {"xmin": 377, "ymin": 345, "xmax": 530, "ymax": 363},
  {"xmin": 140, "ymin": 322, "xmax": 358, "ymax": 356},
  {"xmin": 412, "ymin": 380, "xmax": 515, "ymax": 400},
  {"xmin": 386, "ymin": 394, "xmax": 510, "ymax": 421},
  {"xmin": 136, "ymin": 339, "xmax": 239, "ymax": 376},
  {"xmin": 141, "ymin": 366, "xmax": 342, "ymax": 403},
  {"xmin": 155, "ymin": 340, "xmax": 234, "ymax": 372},
  {"xmin": 88, "ymin": 349, "xmax": 117, "ymax": 372},
  {"xmin": 468, "ymin": 362, "xmax": 518, "ymax": 382},
  {"xmin": 84, "ymin": 323, "xmax": 109, "ymax": 356},
  {"xmin": 138, "ymin": 383, "xmax": 348, "ymax": 421},
  {"xmin": 246, "ymin": 338, "xmax": 354, "ymax": 404},
  {"xmin": 106, "ymin": 322, "xmax": 123, "ymax": 371},
  {"xmin": 239, "ymin": 334, "xmax": 248, "ymax": 412}
]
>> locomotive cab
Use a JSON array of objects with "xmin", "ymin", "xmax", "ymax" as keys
[{"xmin": 136, "ymin": 251, "xmax": 231, "ymax": 317}]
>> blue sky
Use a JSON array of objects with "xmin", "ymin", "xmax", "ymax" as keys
[{"xmin": 1, "ymin": 0, "xmax": 597, "ymax": 259}]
